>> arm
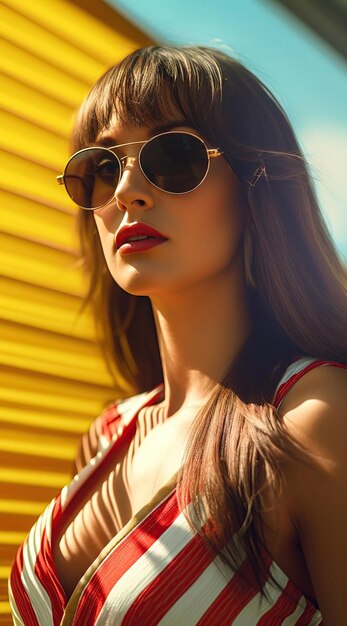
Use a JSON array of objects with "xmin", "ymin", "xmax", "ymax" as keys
[{"xmin": 281, "ymin": 365, "xmax": 347, "ymax": 625}]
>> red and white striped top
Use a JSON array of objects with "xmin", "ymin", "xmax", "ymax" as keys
[{"xmin": 9, "ymin": 357, "xmax": 344, "ymax": 625}]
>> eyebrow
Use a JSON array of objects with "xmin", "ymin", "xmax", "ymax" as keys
[{"xmin": 95, "ymin": 119, "xmax": 192, "ymax": 147}]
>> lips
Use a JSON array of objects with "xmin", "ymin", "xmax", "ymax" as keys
[{"xmin": 115, "ymin": 223, "xmax": 168, "ymax": 250}]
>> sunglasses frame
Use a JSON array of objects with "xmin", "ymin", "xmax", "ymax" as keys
[{"xmin": 57, "ymin": 130, "xmax": 224, "ymax": 210}]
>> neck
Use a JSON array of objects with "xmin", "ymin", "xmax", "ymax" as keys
[{"xmin": 151, "ymin": 258, "xmax": 251, "ymax": 416}]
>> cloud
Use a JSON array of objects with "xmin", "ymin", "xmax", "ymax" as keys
[{"xmin": 301, "ymin": 125, "xmax": 347, "ymax": 259}]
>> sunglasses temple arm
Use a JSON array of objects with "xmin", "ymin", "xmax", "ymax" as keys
[{"xmin": 207, "ymin": 149, "xmax": 223, "ymax": 158}]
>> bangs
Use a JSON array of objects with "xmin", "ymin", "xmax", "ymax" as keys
[
  {"xmin": 72, "ymin": 46, "xmax": 224, "ymax": 151},
  {"xmin": 72, "ymin": 44, "xmax": 302, "ymax": 186}
]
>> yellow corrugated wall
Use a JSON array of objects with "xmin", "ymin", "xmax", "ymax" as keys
[{"xmin": 0, "ymin": 1, "xmax": 153, "ymax": 622}]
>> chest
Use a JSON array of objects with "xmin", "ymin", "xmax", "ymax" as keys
[
  {"xmin": 128, "ymin": 411, "xmax": 191, "ymax": 512},
  {"xmin": 53, "ymin": 411, "xmax": 191, "ymax": 599},
  {"xmin": 52, "ymin": 410, "xmax": 316, "ymax": 605}
]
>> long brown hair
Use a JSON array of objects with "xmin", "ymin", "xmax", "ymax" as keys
[{"xmin": 73, "ymin": 46, "xmax": 347, "ymax": 590}]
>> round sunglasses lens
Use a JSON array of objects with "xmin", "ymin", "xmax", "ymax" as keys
[
  {"xmin": 64, "ymin": 149, "xmax": 120, "ymax": 208},
  {"xmin": 141, "ymin": 133, "xmax": 208, "ymax": 193}
]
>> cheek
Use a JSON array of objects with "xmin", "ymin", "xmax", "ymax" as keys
[
  {"xmin": 184, "ymin": 175, "xmax": 247, "ymax": 266},
  {"xmin": 93, "ymin": 207, "xmax": 122, "ymax": 264}
]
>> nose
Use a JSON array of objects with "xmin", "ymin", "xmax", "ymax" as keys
[{"xmin": 115, "ymin": 155, "xmax": 155, "ymax": 213}]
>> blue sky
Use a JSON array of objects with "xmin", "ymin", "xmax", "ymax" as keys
[{"xmin": 108, "ymin": 0, "xmax": 347, "ymax": 258}]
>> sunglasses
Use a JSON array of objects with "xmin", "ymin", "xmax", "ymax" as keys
[{"xmin": 57, "ymin": 131, "xmax": 224, "ymax": 210}]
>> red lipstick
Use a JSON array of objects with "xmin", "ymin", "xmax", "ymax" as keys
[{"xmin": 115, "ymin": 223, "xmax": 168, "ymax": 254}]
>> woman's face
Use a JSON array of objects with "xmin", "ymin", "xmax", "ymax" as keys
[{"xmin": 92, "ymin": 117, "xmax": 248, "ymax": 298}]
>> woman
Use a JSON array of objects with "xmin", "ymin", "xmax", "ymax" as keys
[{"xmin": 9, "ymin": 45, "xmax": 347, "ymax": 625}]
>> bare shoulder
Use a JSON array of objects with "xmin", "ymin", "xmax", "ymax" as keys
[
  {"xmin": 279, "ymin": 364, "xmax": 347, "ymax": 624},
  {"xmin": 280, "ymin": 364, "xmax": 347, "ymax": 470},
  {"xmin": 280, "ymin": 362, "xmax": 347, "ymax": 412}
]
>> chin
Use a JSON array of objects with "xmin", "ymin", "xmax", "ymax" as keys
[{"xmin": 111, "ymin": 273, "xmax": 157, "ymax": 297}]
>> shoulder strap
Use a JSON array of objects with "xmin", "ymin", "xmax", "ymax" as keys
[{"xmin": 273, "ymin": 358, "xmax": 346, "ymax": 409}]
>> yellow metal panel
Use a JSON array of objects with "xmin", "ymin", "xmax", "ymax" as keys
[
  {"xmin": 0, "ymin": 276, "xmax": 94, "ymax": 338},
  {"xmin": 0, "ymin": 149, "xmax": 73, "ymax": 209},
  {"xmin": 0, "ymin": 468, "xmax": 71, "ymax": 489},
  {"xmin": 0, "ymin": 367, "xmax": 115, "ymax": 415},
  {"xmin": 0, "ymin": 432, "xmax": 76, "ymax": 461},
  {"xmin": 0, "ymin": 3, "xmax": 106, "ymax": 83},
  {"xmin": 0, "ymin": 500, "xmax": 48, "ymax": 517},
  {"xmin": 0, "ymin": 407, "xmax": 91, "ymax": 435},
  {"xmin": 0, "ymin": 602, "xmax": 11, "ymax": 617},
  {"xmin": 1, "ymin": 320, "xmax": 108, "ymax": 367},
  {"xmin": 0, "ymin": 327, "xmax": 113, "ymax": 385},
  {"xmin": 0, "ymin": 532, "xmax": 26, "ymax": 545},
  {"xmin": 0, "ymin": 190, "xmax": 77, "ymax": 251},
  {"xmin": 0, "ymin": 38, "xmax": 89, "ymax": 107},
  {"xmin": 0, "ymin": 109, "xmax": 68, "ymax": 168},
  {"xmin": 0, "ymin": 2, "xmax": 152, "ymax": 620},
  {"xmin": 2, "ymin": 0, "xmax": 142, "ymax": 64},
  {"xmin": 0, "ymin": 232, "xmax": 84, "ymax": 295},
  {"xmin": 0, "ymin": 72, "xmax": 73, "ymax": 135},
  {"xmin": 0, "ymin": 567, "xmax": 10, "ymax": 579}
]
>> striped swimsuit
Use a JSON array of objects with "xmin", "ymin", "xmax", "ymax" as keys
[{"xmin": 9, "ymin": 357, "xmax": 343, "ymax": 625}]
